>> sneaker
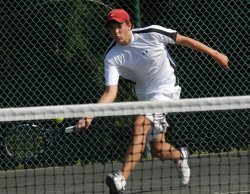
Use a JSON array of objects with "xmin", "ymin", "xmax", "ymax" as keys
[
  {"xmin": 176, "ymin": 147, "xmax": 191, "ymax": 186},
  {"xmin": 106, "ymin": 171, "xmax": 126, "ymax": 194}
]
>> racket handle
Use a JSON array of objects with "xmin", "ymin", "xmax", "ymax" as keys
[{"xmin": 65, "ymin": 126, "xmax": 75, "ymax": 133}]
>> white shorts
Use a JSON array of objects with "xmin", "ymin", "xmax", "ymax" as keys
[
  {"xmin": 146, "ymin": 114, "xmax": 169, "ymax": 142},
  {"xmin": 144, "ymin": 85, "xmax": 181, "ymax": 142}
]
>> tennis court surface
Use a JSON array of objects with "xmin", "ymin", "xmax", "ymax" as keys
[{"xmin": 1, "ymin": 151, "xmax": 248, "ymax": 194}]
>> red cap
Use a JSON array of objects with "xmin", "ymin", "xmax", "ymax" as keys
[{"xmin": 107, "ymin": 9, "xmax": 130, "ymax": 23}]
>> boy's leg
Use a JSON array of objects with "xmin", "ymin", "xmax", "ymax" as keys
[
  {"xmin": 152, "ymin": 133, "xmax": 191, "ymax": 186},
  {"xmin": 106, "ymin": 115, "xmax": 152, "ymax": 193},
  {"xmin": 121, "ymin": 115, "xmax": 152, "ymax": 180},
  {"xmin": 152, "ymin": 133, "xmax": 181, "ymax": 160}
]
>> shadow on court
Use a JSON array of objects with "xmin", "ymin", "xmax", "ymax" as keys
[{"xmin": 0, "ymin": 151, "xmax": 249, "ymax": 194}]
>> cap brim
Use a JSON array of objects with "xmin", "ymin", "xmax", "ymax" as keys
[
  {"xmin": 107, "ymin": 18, "xmax": 125, "ymax": 23},
  {"xmin": 105, "ymin": 19, "xmax": 125, "ymax": 27}
]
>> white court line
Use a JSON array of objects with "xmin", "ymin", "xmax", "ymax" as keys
[{"xmin": 214, "ymin": 191, "xmax": 250, "ymax": 194}]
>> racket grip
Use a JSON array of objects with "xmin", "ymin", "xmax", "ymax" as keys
[{"xmin": 65, "ymin": 126, "xmax": 75, "ymax": 133}]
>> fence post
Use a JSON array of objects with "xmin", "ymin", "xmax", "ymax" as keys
[{"xmin": 134, "ymin": 0, "xmax": 142, "ymax": 27}]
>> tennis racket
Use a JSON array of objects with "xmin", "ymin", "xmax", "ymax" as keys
[{"xmin": 4, "ymin": 123, "xmax": 76, "ymax": 161}]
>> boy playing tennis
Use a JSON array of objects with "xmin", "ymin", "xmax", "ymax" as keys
[{"xmin": 77, "ymin": 9, "xmax": 229, "ymax": 194}]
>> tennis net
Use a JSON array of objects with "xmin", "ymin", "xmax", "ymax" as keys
[{"xmin": 0, "ymin": 96, "xmax": 249, "ymax": 194}]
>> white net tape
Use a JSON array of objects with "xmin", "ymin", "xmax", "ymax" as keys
[{"xmin": 1, "ymin": 96, "xmax": 250, "ymax": 121}]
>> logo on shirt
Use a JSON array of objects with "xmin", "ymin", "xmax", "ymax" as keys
[{"xmin": 142, "ymin": 50, "xmax": 148, "ymax": 55}]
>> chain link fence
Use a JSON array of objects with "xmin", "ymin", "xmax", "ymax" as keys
[{"xmin": 1, "ymin": 0, "xmax": 249, "ymax": 168}]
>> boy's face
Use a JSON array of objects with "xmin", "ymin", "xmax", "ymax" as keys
[{"xmin": 108, "ymin": 21, "xmax": 132, "ymax": 45}]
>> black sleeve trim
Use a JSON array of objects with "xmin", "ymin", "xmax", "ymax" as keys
[
  {"xmin": 104, "ymin": 41, "xmax": 116, "ymax": 58},
  {"xmin": 133, "ymin": 28, "xmax": 177, "ymax": 42}
]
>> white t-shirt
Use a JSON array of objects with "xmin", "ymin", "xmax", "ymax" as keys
[{"xmin": 104, "ymin": 25, "xmax": 180, "ymax": 101}]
